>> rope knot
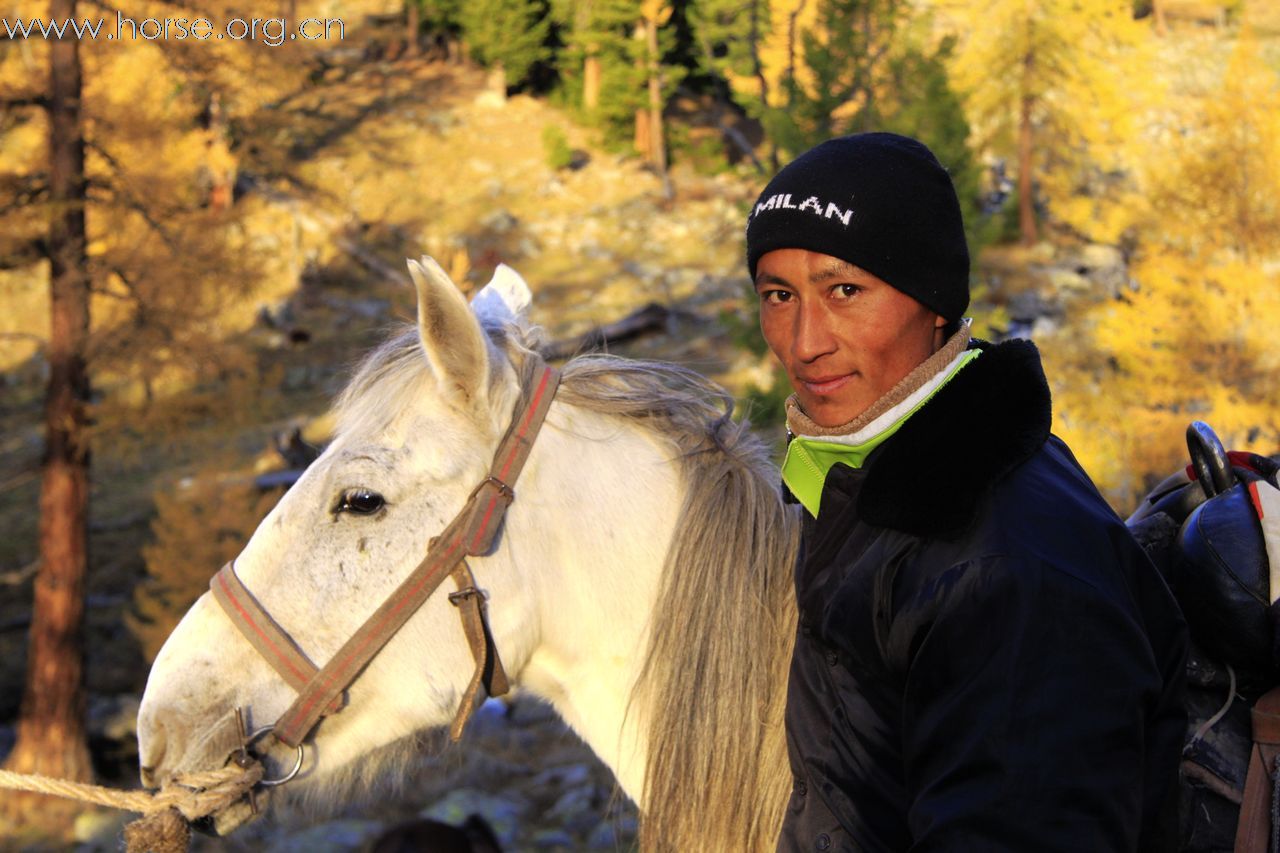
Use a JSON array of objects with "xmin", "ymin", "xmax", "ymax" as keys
[
  {"xmin": 149, "ymin": 762, "xmax": 265, "ymax": 821},
  {"xmin": 0, "ymin": 758, "xmax": 265, "ymax": 853}
]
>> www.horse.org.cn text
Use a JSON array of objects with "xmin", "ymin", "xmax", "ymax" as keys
[{"xmin": 2, "ymin": 12, "xmax": 346, "ymax": 46}]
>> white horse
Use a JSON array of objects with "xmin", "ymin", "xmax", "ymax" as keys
[{"xmin": 137, "ymin": 257, "xmax": 800, "ymax": 851}]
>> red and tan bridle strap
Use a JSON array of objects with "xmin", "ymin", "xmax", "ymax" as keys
[
  {"xmin": 210, "ymin": 563, "xmax": 343, "ymax": 715},
  {"xmin": 447, "ymin": 558, "xmax": 510, "ymax": 742},
  {"xmin": 212, "ymin": 358, "xmax": 560, "ymax": 750}
]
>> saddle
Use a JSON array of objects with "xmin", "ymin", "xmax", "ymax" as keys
[{"xmin": 1127, "ymin": 422, "xmax": 1280, "ymax": 852}]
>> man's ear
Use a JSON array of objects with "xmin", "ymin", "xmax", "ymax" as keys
[{"xmin": 407, "ymin": 256, "xmax": 489, "ymax": 407}]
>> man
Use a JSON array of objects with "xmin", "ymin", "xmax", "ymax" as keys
[{"xmin": 747, "ymin": 132, "xmax": 1188, "ymax": 851}]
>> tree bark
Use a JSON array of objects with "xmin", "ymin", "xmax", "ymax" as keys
[
  {"xmin": 634, "ymin": 104, "xmax": 652, "ymax": 160},
  {"xmin": 645, "ymin": 17, "xmax": 666, "ymax": 178},
  {"xmin": 405, "ymin": 0, "xmax": 420, "ymax": 56},
  {"xmin": 2, "ymin": 0, "xmax": 94, "ymax": 835},
  {"xmin": 1018, "ymin": 91, "xmax": 1037, "ymax": 246},
  {"xmin": 583, "ymin": 51, "xmax": 601, "ymax": 110},
  {"xmin": 486, "ymin": 63, "xmax": 507, "ymax": 100},
  {"xmin": 205, "ymin": 91, "xmax": 233, "ymax": 212},
  {"xmin": 633, "ymin": 22, "xmax": 651, "ymax": 160}
]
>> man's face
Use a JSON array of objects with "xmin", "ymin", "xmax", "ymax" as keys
[{"xmin": 756, "ymin": 248, "xmax": 946, "ymax": 428}]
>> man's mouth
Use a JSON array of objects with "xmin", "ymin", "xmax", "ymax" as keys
[{"xmin": 799, "ymin": 374, "xmax": 853, "ymax": 395}]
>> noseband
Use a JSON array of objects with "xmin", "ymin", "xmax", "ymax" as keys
[{"xmin": 208, "ymin": 356, "xmax": 561, "ymax": 776}]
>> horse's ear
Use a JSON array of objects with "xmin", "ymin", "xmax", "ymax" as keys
[
  {"xmin": 471, "ymin": 263, "xmax": 532, "ymax": 327},
  {"xmin": 407, "ymin": 256, "xmax": 489, "ymax": 406}
]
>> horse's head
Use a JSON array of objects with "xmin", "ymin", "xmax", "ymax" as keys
[{"xmin": 136, "ymin": 258, "xmax": 543, "ymax": 825}]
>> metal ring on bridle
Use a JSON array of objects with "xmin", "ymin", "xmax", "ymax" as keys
[{"xmin": 245, "ymin": 725, "xmax": 305, "ymax": 787}]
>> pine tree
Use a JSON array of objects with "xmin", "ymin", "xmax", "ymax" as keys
[
  {"xmin": 949, "ymin": 0, "xmax": 1141, "ymax": 245},
  {"xmin": 689, "ymin": 0, "xmax": 771, "ymax": 109},
  {"xmin": 880, "ymin": 32, "xmax": 993, "ymax": 253},
  {"xmin": 551, "ymin": 0, "xmax": 684, "ymax": 158},
  {"xmin": 687, "ymin": 0, "xmax": 772, "ymax": 170},
  {"xmin": 756, "ymin": 0, "xmax": 987, "ymax": 250},
  {"xmin": 458, "ymin": 0, "xmax": 551, "ymax": 89}
]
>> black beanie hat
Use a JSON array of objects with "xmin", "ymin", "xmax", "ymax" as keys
[{"xmin": 745, "ymin": 132, "xmax": 970, "ymax": 321}]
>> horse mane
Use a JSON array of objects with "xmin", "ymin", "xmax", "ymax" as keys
[{"xmin": 332, "ymin": 320, "xmax": 800, "ymax": 851}]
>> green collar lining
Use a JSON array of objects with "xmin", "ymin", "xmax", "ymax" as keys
[{"xmin": 783, "ymin": 349, "xmax": 980, "ymax": 517}]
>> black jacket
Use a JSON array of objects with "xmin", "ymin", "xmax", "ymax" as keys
[{"xmin": 778, "ymin": 339, "xmax": 1188, "ymax": 853}]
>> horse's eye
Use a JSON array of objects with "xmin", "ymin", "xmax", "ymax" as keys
[{"xmin": 338, "ymin": 489, "xmax": 385, "ymax": 516}]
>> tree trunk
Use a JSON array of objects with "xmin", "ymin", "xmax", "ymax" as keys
[
  {"xmin": 1017, "ymin": 90, "xmax": 1038, "ymax": 246},
  {"xmin": 633, "ymin": 22, "xmax": 650, "ymax": 160},
  {"xmin": 749, "ymin": 0, "xmax": 769, "ymax": 109},
  {"xmin": 1153, "ymin": 0, "xmax": 1167, "ymax": 36},
  {"xmin": 486, "ymin": 64, "xmax": 507, "ymax": 100},
  {"xmin": 635, "ymin": 105, "xmax": 651, "ymax": 160},
  {"xmin": 206, "ymin": 91, "xmax": 233, "ymax": 212},
  {"xmin": 777, "ymin": 0, "xmax": 809, "ymax": 171},
  {"xmin": 583, "ymin": 51, "xmax": 601, "ymax": 111},
  {"xmin": 645, "ymin": 17, "xmax": 666, "ymax": 179},
  {"xmin": 1, "ymin": 0, "xmax": 94, "ymax": 834},
  {"xmin": 405, "ymin": 0, "xmax": 420, "ymax": 56}
]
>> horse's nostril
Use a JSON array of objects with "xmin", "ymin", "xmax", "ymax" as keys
[{"xmin": 137, "ymin": 716, "xmax": 167, "ymax": 788}]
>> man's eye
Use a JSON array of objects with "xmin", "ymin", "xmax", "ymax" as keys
[
  {"xmin": 833, "ymin": 284, "xmax": 862, "ymax": 299},
  {"xmin": 762, "ymin": 289, "xmax": 792, "ymax": 304},
  {"xmin": 337, "ymin": 489, "xmax": 385, "ymax": 515}
]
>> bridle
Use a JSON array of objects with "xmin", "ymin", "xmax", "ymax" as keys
[{"xmin": 206, "ymin": 356, "xmax": 561, "ymax": 786}]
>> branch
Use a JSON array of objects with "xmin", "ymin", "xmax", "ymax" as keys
[
  {"xmin": 0, "ymin": 173, "xmax": 49, "ymax": 216},
  {"xmin": 0, "ymin": 236, "xmax": 47, "ymax": 269},
  {"xmin": 0, "ymin": 94, "xmax": 48, "ymax": 110},
  {"xmin": 544, "ymin": 303, "xmax": 701, "ymax": 361},
  {"xmin": 0, "ymin": 331, "xmax": 44, "ymax": 343},
  {"xmin": 84, "ymin": 143, "xmax": 183, "ymax": 250}
]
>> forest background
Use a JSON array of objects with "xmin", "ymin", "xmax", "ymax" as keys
[{"xmin": 1, "ymin": 0, "xmax": 1279, "ymax": 847}]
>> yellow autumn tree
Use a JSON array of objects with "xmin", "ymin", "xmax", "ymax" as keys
[
  {"xmin": 1049, "ymin": 27, "xmax": 1280, "ymax": 510},
  {"xmin": 948, "ymin": 0, "xmax": 1144, "ymax": 245}
]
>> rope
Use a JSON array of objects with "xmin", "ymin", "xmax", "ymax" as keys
[
  {"xmin": 0, "ymin": 761, "xmax": 264, "ymax": 853},
  {"xmin": 1185, "ymin": 663, "xmax": 1238, "ymax": 752}
]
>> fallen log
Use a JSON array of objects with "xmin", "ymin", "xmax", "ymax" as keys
[{"xmin": 544, "ymin": 302, "xmax": 697, "ymax": 361}]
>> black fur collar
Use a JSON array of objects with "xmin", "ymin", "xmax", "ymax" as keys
[{"xmin": 856, "ymin": 338, "xmax": 1053, "ymax": 540}]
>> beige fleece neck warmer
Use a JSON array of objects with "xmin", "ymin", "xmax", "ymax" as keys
[{"xmin": 785, "ymin": 319, "xmax": 974, "ymax": 439}]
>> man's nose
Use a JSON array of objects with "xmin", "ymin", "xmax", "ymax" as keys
[{"xmin": 793, "ymin": 301, "xmax": 836, "ymax": 363}]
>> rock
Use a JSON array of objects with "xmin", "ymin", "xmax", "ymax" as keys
[
  {"xmin": 1061, "ymin": 243, "xmax": 1129, "ymax": 297},
  {"xmin": 1046, "ymin": 267, "xmax": 1092, "ymax": 295},
  {"xmin": 1030, "ymin": 316, "xmax": 1061, "ymax": 338},
  {"xmin": 420, "ymin": 789, "xmax": 531, "ymax": 848},
  {"xmin": 474, "ymin": 90, "xmax": 506, "ymax": 110},
  {"xmin": 88, "ymin": 693, "xmax": 140, "ymax": 742},
  {"xmin": 531, "ymin": 762, "xmax": 592, "ymax": 790},
  {"xmin": 73, "ymin": 809, "xmax": 130, "ymax": 846},
  {"xmin": 530, "ymin": 828, "xmax": 576, "ymax": 848},
  {"xmin": 266, "ymin": 819, "xmax": 385, "ymax": 852},
  {"xmin": 1006, "ymin": 290, "xmax": 1057, "ymax": 325},
  {"xmin": 366, "ymin": 815, "xmax": 503, "ymax": 853},
  {"xmin": 479, "ymin": 209, "xmax": 519, "ymax": 235},
  {"xmin": 546, "ymin": 786, "xmax": 603, "ymax": 834},
  {"xmin": 586, "ymin": 815, "xmax": 638, "ymax": 849}
]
